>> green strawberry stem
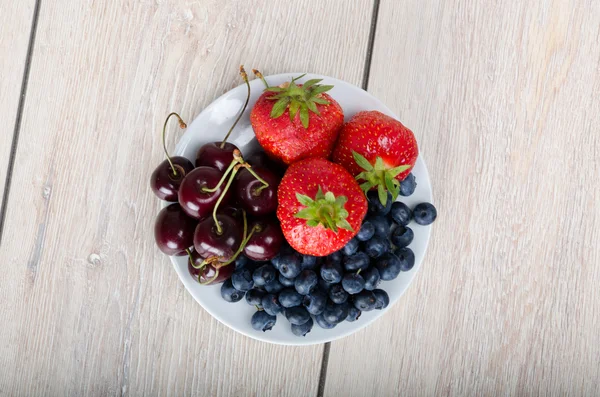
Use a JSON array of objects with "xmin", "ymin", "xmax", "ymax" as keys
[
  {"xmin": 352, "ymin": 151, "xmax": 410, "ymax": 206},
  {"xmin": 161, "ymin": 112, "xmax": 187, "ymax": 177},
  {"xmin": 294, "ymin": 186, "xmax": 354, "ymax": 233},
  {"xmin": 252, "ymin": 69, "xmax": 269, "ymax": 88},
  {"xmin": 220, "ymin": 65, "xmax": 250, "ymax": 148}
]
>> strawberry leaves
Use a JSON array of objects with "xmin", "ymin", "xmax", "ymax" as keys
[
  {"xmin": 352, "ymin": 151, "xmax": 410, "ymax": 206},
  {"xmin": 294, "ymin": 186, "xmax": 354, "ymax": 233}
]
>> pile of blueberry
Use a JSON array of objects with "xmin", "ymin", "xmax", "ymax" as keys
[{"xmin": 219, "ymin": 173, "xmax": 437, "ymax": 336}]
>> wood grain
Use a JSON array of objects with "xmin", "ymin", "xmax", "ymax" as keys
[
  {"xmin": 0, "ymin": 1, "xmax": 35, "ymax": 202},
  {"xmin": 0, "ymin": 0, "xmax": 373, "ymax": 395},
  {"xmin": 324, "ymin": 0, "xmax": 600, "ymax": 396}
]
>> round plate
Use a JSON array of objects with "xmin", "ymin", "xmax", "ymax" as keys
[{"xmin": 170, "ymin": 73, "xmax": 432, "ymax": 345}]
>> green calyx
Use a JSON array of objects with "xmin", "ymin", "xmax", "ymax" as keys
[
  {"xmin": 294, "ymin": 186, "xmax": 354, "ymax": 233},
  {"xmin": 353, "ymin": 151, "xmax": 410, "ymax": 206},
  {"xmin": 265, "ymin": 74, "xmax": 334, "ymax": 128}
]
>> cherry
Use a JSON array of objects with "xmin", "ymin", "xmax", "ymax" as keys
[
  {"xmin": 195, "ymin": 142, "xmax": 240, "ymax": 171},
  {"xmin": 193, "ymin": 214, "xmax": 243, "ymax": 263},
  {"xmin": 178, "ymin": 167, "xmax": 231, "ymax": 219},
  {"xmin": 234, "ymin": 165, "xmax": 279, "ymax": 216},
  {"xmin": 246, "ymin": 151, "xmax": 286, "ymax": 177},
  {"xmin": 187, "ymin": 249, "xmax": 234, "ymax": 285},
  {"xmin": 243, "ymin": 217, "xmax": 284, "ymax": 261},
  {"xmin": 154, "ymin": 203, "xmax": 197, "ymax": 256}
]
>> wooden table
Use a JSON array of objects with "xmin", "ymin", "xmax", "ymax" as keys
[{"xmin": 1, "ymin": 1, "xmax": 599, "ymax": 395}]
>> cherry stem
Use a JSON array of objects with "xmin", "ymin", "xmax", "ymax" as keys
[
  {"xmin": 212, "ymin": 164, "xmax": 241, "ymax": 234},
  {"xmin": 201, "ymin": 149, "xmax": 244, "ymax": 194},
  {"xmin": 199, "ymin": 269, "xmax": 219, "ymax": 285},
  {"xmin": 220, "ymin": 66, "xmax": 250, "ymax": 148},
  {"xmin": 162, "ymin": 112, "xmax": 187, "ymax": 177},
  {"xmin": 245, "ymin": 166, "xmax": 269, "ymax": 195},
  {"xmin": 356, "ymin": 269, "xmax": 362, "ymax": 276},
  {"xmin": 252, "ymin": 69, "xmax": 269, "ymax": 88},
  {"xmin": 216, "ymin": 210, "xmax": 259, "ymax": 268}
]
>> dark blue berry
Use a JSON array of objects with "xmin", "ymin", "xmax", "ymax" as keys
[
  {"xmin": 352, "ymin": 290, "xmax": 377, "ymax": 311},
  {"xmin": 320, "ymin": 260, "xmax": 343, "ymax": 284},
  {"xmin": 390, "ymin": 202, "xmax": 411, "ymax": 226},
  {"xmin": 342, "ymin": 272, "xmax": 365, "ymax": 294},
  {"xmin": 261, "ymin": 294, "xmax": 283, "ymax": 316},
  {"xmin": 315, "ymin": 313, "xmax": 336, "ymax": 329},
  {"xmin": 399, "ymin": 173, "xmax": 417, "ymax": 196},
  {"xmin": 295, "ymin": 270, "xmax": 318, "ymax": 295},
  {"xmin": 291, "ymin": 317, "xmax": 314, "ymax": 336},
  {"xmin": 234, "ymin": 254, "xmax": 249, "ymax": 269},
  {"xmin": 343, "ymin": 251, "xmax": 370, "ymax": 271},
  {"xmin": 278, "ymin": 288, "xmax": 303, "ymax": 308},
  {"xmin": 367, "ymin": 190, "xmax": 392, "ymax": 215},
  {"xmin": 375, "ymin": 252, "xmax": 402, "ymax": 281},
  {"xmin": 413, "ymin": 203, "xmax": 437, "ymax": 225},
  {"xmin": 278, "ymin": 274, "xmax": 296, "ymax": 287},
  {"xmin": 270, "ymin": 253, "xmax": 282, "ymax": 270},
  {"xmin": 323, "ymin": 301, "xmax": 350, "ymax": 324},
  {"xmin": 285, "ymin": 306, "xmax": 311, "ymax": 325},
  {"xmin": 252, "ymin": 264, "xmax": 276, "ymax": 286},
  {"xmin": 318, "ymin": 278, "xmax": 334, "ymax": 292},
  {"xmin": 264, "ymin": 278, "xmax": 284, "ymax": 294},
  {"xmin": 251, "ymin": 310, "xmax": 276, "ymax": 332},
  {"xmin": 301, "ymin": 255, "xmax": 318, "ymax": 270},
  {"xmin": 368, "ymin": 215, "xmax": 391, "ymax": 237},
  {"xmin": 278, "ymin": 253, "xmax": 302, "ymax": 278},
  {"xmin": 329, "ymin": 284, "xmax": 349, "ymax": 304},
  {"xmin": 372, "ymin": 289, "xmax": 390, "ymax": 309},
  {"xmin": 231, "ymin": 268, "xmax": 254, "ymax": 292},
  {"xmin": 341, "ymin": 237, "xmax": 360, "ymax": 256},
  {"xmin": 220, "ymin": 279, "xmax": 244, "ymax": 302},
  {"xmin": 327, "ymin": 251, "xmax": 343, "ymax": 262},
  {"xmin": 303, "ymin": 289, "xmax": 327, "ymax": 315},
  {"xmin": 365, "ymin": 236, "xmax": 391, "ymax": 258},
  {"xmin": 394, "ymin": 247, "xmax": 415, "ymax": 271},
  {"xmin": 356, "ymin": 221, "xmax": 375, "ymax": 241},
  {"xmin": 362, "ymin": 267, "xmax": 381, "ymax": 290},
  {"xmin": 391, "ymin": 225, "xmax": 414, "ymax": 248},
  {"xmin": 245, "ymin": 288, "xmax": 266, "ymax": 307},
  {"xmin": 346, "ymin": 306, "xmax": 362, "ymax": 322}
]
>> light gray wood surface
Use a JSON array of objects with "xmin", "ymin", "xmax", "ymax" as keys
[
  {"xmin": 0, "ymin": 1, "xmax": 372, "ymax": 395},
  {"xmin": 324, "ymin": 1, "xmax": 600, "ymax": 396}
]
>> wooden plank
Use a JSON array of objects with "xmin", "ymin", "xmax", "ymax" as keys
[
  {"xmin": 324, "ymin": 1, "xmax": 600, "ymax": 396},
  {"xmin": 0, "ymin": 0, "xmax": 373, "ymax": 395},
  {"xmin": 0, "ymin": 1, "xmax": 35, "ymax": 203}
]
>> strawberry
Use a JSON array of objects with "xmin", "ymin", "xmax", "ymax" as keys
[
  {"xmin": 250, "ymin": 73, "xmax": 344, "ymax": 165},
  {"xmin": 332, "ymin": 110, "xmax": 418, "ymax": 206},
  {"xmin": 277, "ymin": 158, "xmax": 367, "ymax": 256}
]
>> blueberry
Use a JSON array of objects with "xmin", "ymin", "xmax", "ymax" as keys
[
  {"xmin": 352, "ymin": 290, "xmax": 377, "ymax": 311},
  {"xmin": 315, "ymin": 313, "xmax": 336, "ymax": 329},
  {"xmin": 279, "ymin": 288, "xmax": 303, "ymax": 308},
  {"xmin": 329, "ymin": 284, "xmax": 349, "ymax": 304},
  {"xmin": 279, "ymin": 274, "xmax": 296, "ymax": 287},
  {"xmin": 365, "ymin": 236, "xmax": 391, "ymax": 258},
  {"xmin": 413, "ymin": 203, "xmax": 437, "ymax": 225},
  {"xmin": 270, "ymin": 253, "xmax": 282, "ymax": 270},
  {"xmin": 291, "ymin": 317, "xmax": 314, "ymax": 336},
  {"xmin": 220, "ymin": 279, "xmax": 244, "ymax": 302},
  {"xmin": 285, "ymin": 306, "xmax": 311, "ymax": 325},
  {"xmin": 375, "ymin": 253, "xmax": 402, "ymax": 281},
  {"xmin": 343, "ymin": 251, "xmax": 370, "ymax": 271},
  {"xmin": 301, "ymin": 255, "xmax": 318, "ymax": 270},
  {"xmin": 394, "ymin": 247, "xmax": 415, "ymax": 271},
  {"xmin": 320, "ymin": 261, "xmax": 343, "ymax": 284},
  {"xmin": 295, "ymin": 270, "xmax": 318, "ymax": 295},
  {"xmin": 342, "ymin": 238, "xmax": 360, "ymax": 256},
  {"xmin": 399, "ymin": 173, "xmax": 417, "ymax": 196},
  {"xmin": 323, "ymin": 301, "xmax": 350, "ymax": 324},
  {"xmin": 251, "ymin": 310, "xmax": 276, "ymax": 332},
  {"xmin": 368, "ymin": 216, "xmax": 390, "ymax": 237},
  {"xmin": 278, "ymin": 253, "xmax": 302, "ymax": 278},
  {"xmin": 327, "ymin": 251, "xmax": 343, "ymax": 262},
  {"xmin": 234, "ymin": 254, "xmax": 249, "ymax": 270},
  {"xmin": 264, "ymin": 278, "xmax": 284, "ymax": 294},
  {"xmin": 318, "ymin": 278, "xmax": 334, "ymax": 292},
  {"xmin": 362, "ymin": 267, "xmax": 381, "ymax": 290},
  {"xmin": 245, "ymin": 288, "xmax": 266, "ymax": 307},
  {"xmin": 303, "ymin": 289, "xmax": 327, "ymax": 315},
  {"xmin": 356, "ymin": 221, "xmax": 375, "ymax": 241},
  {"xmin": 346, "ymin": 306, "xmax": 362, "ymax": 322},
  {"xmin": 390, "ymin": 202, "xmax": 411, "ymax": 226},
  {"xmin": 342, "ymin": 273, "xmax": 365, "ymax": 294},
  {"xmin": 367, "ymin": 190, "xmax": 392, "ymax": 215},
  {"xmin": 372, "ymin": 289, "xmax": 390, "ymax": 309},
  {"xmin": 391, "ymin": 225, "xmax": 414, "ymax": 248},
  {"xmin": 231, "ymin": 268, "xmax": 254, "ymax": 292},
  {"xmin": 261, "ymin": 294, "xmax": 283, "ymax": 316},
  {"xmin": 252, "ymin": 264, "xmax": 276, "ymax": 286}
]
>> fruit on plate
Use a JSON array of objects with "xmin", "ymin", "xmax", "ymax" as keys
[
  {"xmin": 250, "ymin": 71, "xmax": 344, "ymax": 165},
  {"xmin": 332, "ymin": 110, "xmax": 418, "ymax": 205},
  {"xmin": 154, "ymin": 203, "xmax": 197, "ymax": 256},
  {"xmin": 276, "ymin": 158, "xmax": 367, "ymax": 256}
]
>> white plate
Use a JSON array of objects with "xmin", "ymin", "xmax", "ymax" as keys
[{"xmin": 170, "ymin": 73, "xmax": 432, "ymax": 345}]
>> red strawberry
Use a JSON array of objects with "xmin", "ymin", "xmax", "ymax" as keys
[
  {"xmin": 250, "ymin": 73, "xmax": 344, "ymax": 165},
  {"xmin": 332, "ymin": 110, "xmax": 418, "ymax": 205},
  {"xmin": 277, "ymin": 158, "xmax": 367, "ymax": 256}
]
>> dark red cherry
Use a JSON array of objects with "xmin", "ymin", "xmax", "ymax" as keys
[
  {"xmin": 193, "ymin": 214, "xmax": 242, "ymax": 262},
  {"xmin": 154, "ymin": 204, "xmax": 197, "ymax": 256},
  {"xmin": 178, "ymin": 167, "xmax": 231, "ymax": 219},
  {"xmin": 234, "ymin": 166, "xmax": 280, "ymax": 216},
  {"xmin": 246, "ymin": 151, "xmax": 286, "ymax": 177},
  {"xmin": 150, "ymin": 156, "xmax": 194, "ymax": 201},
  {"xmin": 195, "ymin": 142, "xmax": 240, "ymax": 171},
  {"xmin": 187, "ymin": 249, "xmax": 234, "ymax": 285},
  {"xmin": 218, "ymin": 205, "xmax": 244, "ymax": 222},
  {"xmin": 243, "ymin": 217, "xmax": 284, "ymax": 261}
]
